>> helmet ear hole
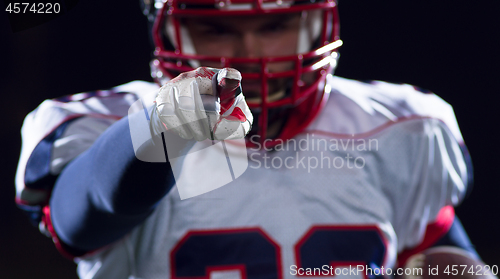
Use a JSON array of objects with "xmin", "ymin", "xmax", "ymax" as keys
[
  {"xmin": 297, "ymin": 9, "xmax": 323, "ymax": 54},
  {"xmin": 164, "ymin": 17, "xmax": 200, "ymax": 68},
  {"xmin": 160, "ymin": 24, "xmax": 176, "ymax": 53}
]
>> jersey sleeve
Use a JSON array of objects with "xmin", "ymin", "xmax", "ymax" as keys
[
  {"xmin": 390, "ymin": 95, "xmax": 471, "ymax": 265},
  {"xmin": 15, "ymin": 82, "xmax": 156, "ymax": 230},
  {"xmin": 15, "ymin": 102, "xmax": 119, "ymax": 228},
  {"xmin": 315, "ymin": 77, "xmax": 472, "ymax": 264}
]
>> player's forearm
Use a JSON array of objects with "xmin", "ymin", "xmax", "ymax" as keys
[{"xmin": 49, "ymin": 115, "xmax": 175, "ymax": 252}]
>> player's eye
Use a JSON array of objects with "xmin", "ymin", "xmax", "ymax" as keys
[
  {"xmin": 260, "ymin": 24, "xmax": 287, "ymax": 35},
  {"xmin": 259, "ymin": 15, "xmax": 300, "ymax": 37},
  {"xmin": 208, "ymin": 29, "xmax": 233, "ymax": 37},
  {"xmin": 201, "ymin": 26, "xmax": 236, "ymax": 38}
]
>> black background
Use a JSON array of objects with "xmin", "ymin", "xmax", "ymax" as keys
[{"xmin": 1, "ymin": 0, "xmax": 499, "ymax": 278}]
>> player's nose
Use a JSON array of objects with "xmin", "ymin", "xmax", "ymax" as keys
[{"xmin": 235, "ymin": 32, "xmax": 262, "ymax": 58}]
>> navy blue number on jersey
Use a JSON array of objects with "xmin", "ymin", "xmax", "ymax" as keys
[
  {"xmin": 171, "ymin": 226, "xmax": 387, "ymax": 279},
  {"xmin": 171, "ymin": 228, "xmax": 282, "ymax": 279},
  {"xmin": 295, "ymin": 226, "xmax": 386, "ymax": 278}
]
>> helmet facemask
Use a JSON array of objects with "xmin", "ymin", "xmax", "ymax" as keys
[{"xmin": 148, "ymin": 0, "xmax": 341, "ymax": 148}]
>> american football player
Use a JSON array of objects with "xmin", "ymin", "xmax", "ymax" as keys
[{"xmin": 15, "ymin": 0, "xmax": 495, "ymax": 278}]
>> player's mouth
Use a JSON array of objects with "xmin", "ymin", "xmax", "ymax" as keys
[{"xmin": 242, "ymin": 79, "xmax": 286, "ymax": 104}]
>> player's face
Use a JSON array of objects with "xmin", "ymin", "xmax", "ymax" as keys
[{"xmin": 183, "ymin": 13, "xmax": 301, "ymax": 101}]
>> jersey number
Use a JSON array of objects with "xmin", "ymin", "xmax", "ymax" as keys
[{"xmin": 170, "ymin": 226, "xmax": 387, "ymax": 279}]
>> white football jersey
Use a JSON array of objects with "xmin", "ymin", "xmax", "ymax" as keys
[{"xmin": 16, "ymin": 75, "xmax": 468, "ymax": 279}]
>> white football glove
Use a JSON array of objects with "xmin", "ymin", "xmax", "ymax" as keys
[{"xmin": 155, "ymin": 67, "xmax": 253, "ymax": 141}]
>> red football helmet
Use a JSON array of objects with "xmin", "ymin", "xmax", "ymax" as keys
[{"xmin": 142, "ymin": 0, "xmax": 341, "ymax": 148}]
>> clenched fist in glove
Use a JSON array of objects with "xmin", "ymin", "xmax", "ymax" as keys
[{"xmin": 155, "ymin": 67, "xmax": 253, "ymax": 141}]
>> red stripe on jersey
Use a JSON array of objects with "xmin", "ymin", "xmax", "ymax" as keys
[
  {"xmin": 397, "ymin": 205, "xmax": 455, "ymax": 267},
  {"xmin": 42, "ymin": 206, "xmax": 104, "ymax": 260},
  {"xmin": 305, "ymin": 115, "xmax": 465, "ymax": 145},
  {"xmin": 42, "ymin": 206, "xmax": 78, "ymax": 260}
]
